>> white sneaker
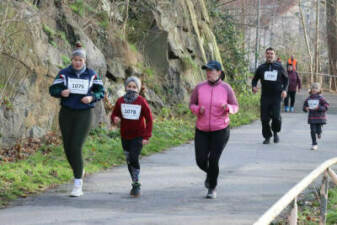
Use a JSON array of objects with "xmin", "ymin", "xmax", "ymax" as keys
[
  {"xmin": 70, "ymin": 179, "xmax": 83, "ymax": 197},
  {"xmin": 311, "ymin": 145, "xmax": 318, "ymax": 151}
]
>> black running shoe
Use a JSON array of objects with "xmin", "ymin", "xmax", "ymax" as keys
[
  {"xmin": 263, "ymin": 138, "xmax": 270, "ymax": 144},
  {"xmin": 130, "ymin": 182, "xmax": 141, "ymax": 197},
  {"xmin": 273, "ymin": 133, "xmax": 279, "ymax": 143}
]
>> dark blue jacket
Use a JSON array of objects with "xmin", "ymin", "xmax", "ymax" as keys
[{"xmin": 49, "ymin": 65, "xmax": 105, "ymax": 110}]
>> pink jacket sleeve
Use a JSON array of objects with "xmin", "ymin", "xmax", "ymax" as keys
[
  {"xmin": 226, "ymin": 84, "xmax": 239, "ymax": 114},
  {"xmin": 189, "ymin": 85, "xmax": 200, "ymax": 116}
]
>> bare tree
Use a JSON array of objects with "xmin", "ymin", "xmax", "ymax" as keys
[
  {"xmin": 299, "ymin": 0, "xmax": 314, "ymax": 83},
  {"xmin": 326, "ymin": 0, "xmax": 337, "ymax": 91}
]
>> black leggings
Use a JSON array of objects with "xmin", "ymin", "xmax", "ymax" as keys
[
  {"xmin": 310, "ymin": 124, "xmax": 322, "ymax": 145},
  {"xmin": 122, "ymin": 137, "xmax": 143, "ymax": 183},
  {"xmin": 59, "ymin": 107, "xmax": 92, "ymax": 179},
  {"xmin": 284, "ymin": 91, "xmax": 296, "ymax": 107},
  {"xmin": 260, "ymin": 97, "xmax": 282, "ymax": 139},
  {"xmin": 194, "ymin": 127, "xmax": 230, "ymax": 189}
]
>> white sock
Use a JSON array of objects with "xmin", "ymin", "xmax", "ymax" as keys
[{"xmin": 74, "ymin": 179, "xmax": 83, "ymax": 186}]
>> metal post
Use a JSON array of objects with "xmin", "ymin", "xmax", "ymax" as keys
[
  {"xmin": 320, "ymin": 170, "xmax": 329, "ymax": 225},
  {"xmin": 254, "ymin": 0, "xmax": 261, "ymax": 71},
  {"xmin": 288, "ymin": 198, "xmax": 298, "ymax": 225},
  {"xmin": 328, "ymin": 168, "xmax": 337, "ymax": 185}
]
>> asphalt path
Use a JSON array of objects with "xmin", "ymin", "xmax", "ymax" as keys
[{"xmin": 0, "ymin": 90, "xmax": 336, "ymax": 225}]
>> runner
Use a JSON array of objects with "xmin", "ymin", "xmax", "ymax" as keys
[
  {"xmin": 303, "ymin": 83, "xmax": 329, "ymax": 150},
  {"xmin": 252, "ymin": 47, "xmax": 288, "ymax": 144},
  {"xmin": 190, "ymin": 60, "xmax": 239, "ymax": 199},
  {"xmin": 49, "ymin": 42, "xmax": 105, "ymax": 197},
  {"xmin": 284, "ymin": 64, "xmax": 301, "ymax": 112},
  {"xmin": 111, "ymin": 76, "xmax": 153, "ymax": 197}
]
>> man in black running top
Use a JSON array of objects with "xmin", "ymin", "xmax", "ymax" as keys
[{"xmin": 252, "ymin": 47, "xmax": 288, "ymax": 144}]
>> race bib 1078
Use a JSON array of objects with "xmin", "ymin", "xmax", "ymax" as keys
[
  {"xmin": 308, "ymin": 99, "xmax": 319, "ymax": 109},
  {"xmin": 121, "ymin": 103, "xmax": 141, "ymax": 120},
  {"xmin": 264, "ymin": 70, "xmax": 278, "ymax": 81},
  {"xmin": 68, "ymin": 78, "xmax": 89, "ymax": 95}
]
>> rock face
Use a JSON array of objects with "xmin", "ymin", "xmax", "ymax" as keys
[{"xmin": 0, "ymin": 0, "xmax": 222, "ymax": 148}]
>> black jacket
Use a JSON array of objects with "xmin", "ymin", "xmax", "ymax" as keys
[{"xmin": 252, "ymin": 62, "xmax": 288, "ymax": 98}]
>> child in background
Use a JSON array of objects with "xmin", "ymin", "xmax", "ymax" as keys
[
  {"xmin": 303, "ymin": 83, "xmax": 329, "ymax": 150},
  {"xmin": 111, "ymin": 76, "xmax": 153, "ymax": 197}
]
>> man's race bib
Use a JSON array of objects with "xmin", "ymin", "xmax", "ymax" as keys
[
  {"xmin": 68, "ymin": 78, "xmax": 89, "ymax": 95},
  {"xmin": 308, "ymin": 99, "xmax": 319, "ymax": 109},
  {"xmin": 264, "ymin": 70, "xmax": 278, "ymax": 81},
  {"xmin": 121, "ymin": 104, "xmax": 141, "ymax": 120}
]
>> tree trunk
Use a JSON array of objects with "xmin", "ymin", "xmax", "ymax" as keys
[
  {"xmin": 121, "ymin": 0, "xmax": 130, "ymax": 40},
  {"xmin": 326, "ymin": 0, "xmax": 337, "ymax": 91},
  {"xmin": 314, "ymin": 0, "xmax": 320, "ymax": 83},
  {"xmin": 299, "ymin": 0, "xmax": 314, "ymax": 84}
]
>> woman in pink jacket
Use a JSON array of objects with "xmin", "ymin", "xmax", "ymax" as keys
[{"xmin": 190, "ymin": 60, "xmax": 239, "ymax": 199}]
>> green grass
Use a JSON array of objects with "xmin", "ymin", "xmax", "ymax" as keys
[
  {"xmin": 0, "ymin": 93, "xmax": 259, "ymax": 208},
  {"xmin": 230, "ymin": 91, "xmax": 260, "ymax": 127}
]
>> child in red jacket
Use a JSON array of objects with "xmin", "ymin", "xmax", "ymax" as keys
[{"xmin": 111, "ymin": 76, "xmax": 153, "ymax": 197}]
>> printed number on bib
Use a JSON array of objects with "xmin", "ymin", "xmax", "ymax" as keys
[
  {"xmin": 308, "ymin": 99, "xmax": 319, "ymax": 110},
  {"xmin": 68, "ymin": 78, "xmax": 89, "ymax": 94},
  {"xmin": 264, "ymin": 70, "xmax": 278, "ymax": 81},
  {"xmin": 121, "ymin": 104, "xmax": 141, "ymax": 120}
]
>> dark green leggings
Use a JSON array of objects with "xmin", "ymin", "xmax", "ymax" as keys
[{"xmin": 59, "ymin": 107, "xmax": 92, "ymax": 179}]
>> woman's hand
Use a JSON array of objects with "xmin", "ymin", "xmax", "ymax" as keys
[
  {"xmin": 61, "ymin": 89, "xmax": 70, "ymax": 97},
  {"xmin": 142, "ymin": 139, "xmax": 149, "ymax": 145},
  {"xmin": 281, "ymin": 91, "xmax": 287, "ymax": 99},
  {"xmin": 222, "ymin": 104, "xmax": 228, "ymax": 113},
  {"xmin": 81, "ymin": 96, "xmax": 93, "ymax": 104},
  {"xmin": 199, "ymin": 106, "xmax": 205, "ymax": 115}
]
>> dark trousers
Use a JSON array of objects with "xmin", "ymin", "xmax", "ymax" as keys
[
  {"xmin": 260, "ymin": 96, "xmax": 282, "ymax": 139},
  {"xmin": 284, "ymin": 91, "xmax": 296, "ymax": 107},
  {"xmin": 121, "ymin": 137, "xmax": 143, "ymax": 183},
  {"xmin": 59, "ymin": 107, "xmax": 92, "ymax": 179},
  {"xmin": 310, "ymin": 124, "xmax": 322, "ymax": 145},
  {"xmin": 194, "ymin": 127, "xmax": 230, "ymax": 189}
]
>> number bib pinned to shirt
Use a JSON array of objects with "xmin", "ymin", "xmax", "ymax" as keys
[
  {"xmin": 68, "ymin": 78, "xmax": 89, "ymax": 95},
  {"xmin": 121, "ymin": 104, "xmax": 141, "ymax": 120},
  {"xmin": 264, "ymin": 70, "xmax": 278, "ymax": 81},
  {"xmin": 308, "ymin": 99, "xmax": 319, "ymax": 109}
]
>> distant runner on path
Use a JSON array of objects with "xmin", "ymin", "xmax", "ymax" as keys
[
  {"xmin": 303, "ymin": 82, "xmax": 329, "ymax": 151},
  {"xmin": 252, "ymin": 47, "xmax": 288, "ymax": 144},
  {"xmin": 190, "ymin": 60, "xmax": 239, "ymax": 199},
  {"xmin": 284, "ymin": 64, "xmax": 301, "ymax": 112}
]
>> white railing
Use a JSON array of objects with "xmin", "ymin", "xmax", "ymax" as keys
[{"xmin": 253, "ymin": 157, "xmax": 337, "ymax": 225}]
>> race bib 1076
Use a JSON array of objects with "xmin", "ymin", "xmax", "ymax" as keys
[
  {"xmin": 264, "ymin": 70, "xmax": 278, "ymax": 81},
  {"xmin": 121, "ymin": 104, "xmax": 141, "ymax": 120},
  {"xmin": 68, "ymin": 78, "xmax": 89, "ymax": 95},
  {"xmin": 308, "ymin": 99, "xmax": 319, "ymax": 109}
]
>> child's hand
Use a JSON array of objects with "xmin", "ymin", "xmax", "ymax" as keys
[
  {"xmin": 113, "ymin": 117, "xmax": 120, "ymax": 124},
  {"xmin": 305, "ymin": 107, "xmax": 309, "ymax": 111},
  {"xmin": 142, "ymin": 139, "xmax": 149, "ymax": 145}
]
